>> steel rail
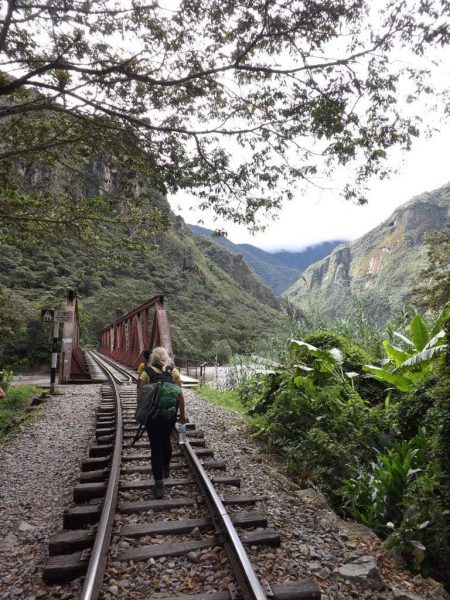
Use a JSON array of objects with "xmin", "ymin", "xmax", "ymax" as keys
[
  {"xmin": 89, "ymin": 352, "xmax": 267, "ymax": 599},
  {"xmin": 182, "ymin": 440, "xmax": 268, "ymax": 600},
  {"xmin": 91, "ymin": 350, "xmax": 133, "ymax": 384},
  {"xmin": 79, "ymin": 352, "xmax": 124, "ymax": 600}
]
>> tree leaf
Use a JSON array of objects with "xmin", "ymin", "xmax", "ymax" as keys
[
  {"xmin": 363, "ymin": 365, "xmax": 413, "ymax": 392},
  {"xmin": 410, "ymin": 540, "xmax": 426, "ymax": 551},
  {"xmin": 410, "ymin": 315, "xmax": 429, "ymax": 351},
  {"xmin": 424, "ymin": 330, "xmax": 446, "ymax": 350},
  {"xmin": 395, "ymin": 344, "xmax": 447, "ymax": 373},
  {"xmin": 290, "ymin": 339, "xmax": 318, "ymax": 352},
  {"xmin": 382, "ymin": 341, "xmax": 410, "ymax": 366},
  {"xmin": 393, "ymin": 331, "xmax": 415, "ymax": 348},
  {"xmin": 431, "ymin": 301, "xmax": 450, "ymax": 336}
]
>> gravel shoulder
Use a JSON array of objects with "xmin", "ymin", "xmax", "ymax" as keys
[
  {"xmin": 0, "ymin": 384, "xmax": 99, "ymax": 599},
  {"xmin": 0, "ymin": 384, "xmax": 447, "ymax": 600}
]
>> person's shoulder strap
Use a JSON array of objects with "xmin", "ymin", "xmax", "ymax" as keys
[{"xmin": 144, "ymin": 365, "xmax": 165, "ymax": 383}]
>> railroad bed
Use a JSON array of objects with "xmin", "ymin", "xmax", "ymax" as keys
[
  {"xmin": 43, "ymin": 353, "xmax": 320, "ymax": 600},
  {"xmin": 1, "ymin": 357, "xmax": 438, "ymax": 600}
]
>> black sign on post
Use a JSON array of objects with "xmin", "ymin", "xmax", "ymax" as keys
[{"xmin": 41, "ymin": 309, "xmax": 55, "ymax": 323}]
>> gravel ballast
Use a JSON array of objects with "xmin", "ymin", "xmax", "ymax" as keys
[
  {"xmin": 0, "ymin": 383, "xmax": 448, "ymax": 600},
  {"xmin": 0, "ymin": 384, "xmax": 99, "ymax": 599}
]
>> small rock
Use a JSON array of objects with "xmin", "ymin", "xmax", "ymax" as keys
[
  {"xmin": 337, "ymin": 556, "xmax": 385, "ymax": 590},
  {"xmin": 18, "ymin": 521, "xmax": 36, "ymax": 532},
  {"xmin": 287, "ymin": 560, "xmax": 297, "ymax": 575},
  {"xmin": 295, "ymin": 488, "xmax": 329, "ymax": 509},
  {"xmin": 187, "ymin": 551, "xmax": 200, "ymax": 563},
  {"xmin": 0, "ymin": 532, "xmax": 18, "ymax": 550},
  {"xmin": 297, "ymin": 544, "xmax": 310, "ymax": 556},
  {"xmin": 190, "ymin": 527, "xmax": 201, "ymax": 539},
  {"xmin": 392, "ymin": 587, "xmax": 424, "ymax": 600},
  {"xmin": 109, "ymin": 585, "xmax": 119, "ymax": 596}
]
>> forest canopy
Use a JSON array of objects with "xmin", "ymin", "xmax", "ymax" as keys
[{"xmin": 1, "ymin": 0, "xmax": 450, "ymax": 251}]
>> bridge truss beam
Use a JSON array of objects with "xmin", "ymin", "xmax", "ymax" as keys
[
  {"xmin": 60, "ymin": 290, "xmax": 91, "ymax": 383},
  {"xmin": 99, "ymin": 294, "xmax": 173, "ymax": 369}
]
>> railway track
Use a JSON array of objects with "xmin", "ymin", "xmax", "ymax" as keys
[{"xmin": 43, "ymin": 352, "xmax": 321, "ymax": 600}]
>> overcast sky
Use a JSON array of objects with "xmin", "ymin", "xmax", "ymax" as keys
[{"xmin": 170, "ymin": 120, "xmax": 450, "ymax": 252}]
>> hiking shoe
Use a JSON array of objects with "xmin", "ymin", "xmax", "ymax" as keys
[{"xmin": 154, "ymin": 482, "xmax": 164, "ymax": 499}]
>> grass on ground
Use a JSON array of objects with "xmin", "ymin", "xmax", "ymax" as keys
[
  {"xmin": 0, "ymin": 385, "xmax": 42, "ymax": 441},
  {"xmin": 195, "ymin": 384, "xmax": 248, "ymax": 416}
]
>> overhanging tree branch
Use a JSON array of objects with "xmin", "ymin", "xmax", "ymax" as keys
[
  {"xmin": 0, "ymin": 0, "xmax": 448, "ymax": 247},
  {"xmin": 0, "ymin": 0, "xmax": 16, "ymax": 52}
]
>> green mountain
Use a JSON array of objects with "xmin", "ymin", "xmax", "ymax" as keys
[
  {"xmin": 0, "ymin": 199, "xmax": 282, "ymax": 370},
  {"xmin": 285, "ymin": 183, "xmax": 450, "ymax": 323},
  {"xmin": 189, "ymin": 224, "xmax": 343, "ymax": 294}
]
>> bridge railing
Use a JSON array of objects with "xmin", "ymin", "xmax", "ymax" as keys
[
  {"xmin": 99, "ymin": 294, "xmax": 173, "ymax": 369},
  {"xmin": 175, "ymin": 357, "xmax": 208, "ymax": 384}
]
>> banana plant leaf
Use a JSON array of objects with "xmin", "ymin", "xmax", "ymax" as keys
[
  {"xmin": 395, "ymin": 344, "xmax": 447, "ymax": 374},
  {"xmin": 382, "ymin": 341, "xmax": 410, "ymax": 366},
  {"xmin": 430, "ymin": 301, "xmax": 450, "ymax": 337},
  {"xmin": 363, "ymin": 365, "xmax": 413, "ymax": 392},
  {"xmin": 424, "ymin": 330, "xmax": 446, "ymax": 350},
  {"xmin": 393, "ymin": 331, "xmax": 415, "ymax": 348},
  {"xmin": 410, "ymin": 315, "xmax": 429, "ymax": 351}
]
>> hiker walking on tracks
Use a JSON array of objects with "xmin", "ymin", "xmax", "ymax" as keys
[{"xmin": 139, "ymin": 346, "xmax": 187, "ymax": 499}]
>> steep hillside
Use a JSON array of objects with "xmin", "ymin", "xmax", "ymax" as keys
[
  {"xmin": 285, "ymin": 184, "xmax": 450, "ymax": 323},
  {"xmin": 0, "ymin": 205, "xmax": 282, "ymax": 369},
  {"xmin": 189, "ymin": 224, "xmax": 342, "ymax": 294},
  {"xmin": 191, "ymin": 228, "xmax": 279, "ymax": 310}
]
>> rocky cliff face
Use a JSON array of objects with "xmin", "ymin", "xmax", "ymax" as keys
[{"xmin": 285, "ymin": 184, "xmax": 450, "ymax": 323}]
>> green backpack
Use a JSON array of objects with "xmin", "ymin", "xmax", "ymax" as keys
[{"xmin": 158, "ymin": 382, "xmax": 180, "ymax": 419}]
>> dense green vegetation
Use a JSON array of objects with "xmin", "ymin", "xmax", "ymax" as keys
[
  {"xmin": 415, "ymin": 223, "xmax": 450, "ymax": 312},
  {"xmin": 0, "ymin": 384, "xmax": 42, "ymax": 441},
  {"xmin": 0, "ymin": 217, "xmax": 283, "ymax": 370},
  {"xmin": 206, "ymin": 301, "xmax": 450, "ymax": 588},
  {"xmin": 195, "ymin": 386, "xmax": 245, "ymax": 416}
]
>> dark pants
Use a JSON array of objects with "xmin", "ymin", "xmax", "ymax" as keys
[{"xmin": 145, "ymin": 416, "xmax": 173, "ymax": 481}]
